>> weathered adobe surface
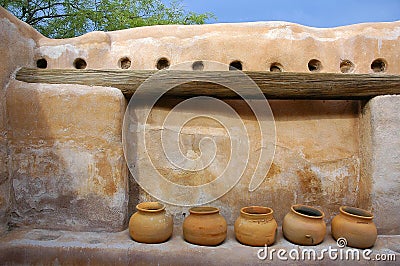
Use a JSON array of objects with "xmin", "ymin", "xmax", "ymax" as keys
[
  {"xmin": 0, "ymin": 6, "xmax": 399, "ymax": 235},
  {"xmin": 35, "ymin": 18, "xmax": 400, "ymax": 73},
  {"xmin": 0, "ymin": 7, "xmax": 42, "ymax": 233},
  {"xmin": 1, "ymin": 7, "xmax": 129, "ymax": 232},
  {"xmin": 0, "ymin": 227, "xmax": 399, "ymax": 265}
]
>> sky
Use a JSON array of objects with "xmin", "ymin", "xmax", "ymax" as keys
[{"xmin": 180, "ymin": 0, "xmax": 400, "ymax": 28}]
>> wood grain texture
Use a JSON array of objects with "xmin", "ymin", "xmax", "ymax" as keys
[{"xmin": 16, "ymin": 68, "xmax": 400, "ymax": 99}]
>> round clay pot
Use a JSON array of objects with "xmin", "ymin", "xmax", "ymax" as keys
[
  {"xmin": 129, "ymin": 202, "xmax": 173, "ymax": 244},
  {"xmin": 282, "ymin": 204, "xmax": 326, "ymax": 245},
  {"xmin": 234, "ymin": 206, "xmax": 278, "ymax": 246},
  {"xmin": 183, "ymin": 206, "xmax": 227, "ymax": 246},
  {"xmin": 331, "ymin": 206, "xmax": 377, "ymax": 249}
]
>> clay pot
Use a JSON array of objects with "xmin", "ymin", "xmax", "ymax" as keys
[
  {"xmin": 234, "ymin": 206, "xmax": 278, "ymax": 246},
  {"xmin": 183, "ymin": 206, "xmax": 227, "ymax": 246},
  {"xmin": 282, "ymin": 204, "xmax": 326, "ymax": 245},
  {"xmin": 129, "ymin": 202, "xmax": 173, "ymax": 244},
  {"xmin": 331, "ymin": 206, "xmax": 377, "ymax": 249}
]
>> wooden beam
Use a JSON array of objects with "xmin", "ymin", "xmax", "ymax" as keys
[{"xmin": 15, "ymin": 68, "xmax": 400, "ymax": 99}]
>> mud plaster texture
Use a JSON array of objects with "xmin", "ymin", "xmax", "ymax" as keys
[
  {"xmin": 0, "ymin": 227, "xmax": 399, "ymax": 265},
  {"xmin": 0, "ymin": 7, "xmax": 41, "ymax": 233},
  {"xmin": 0, "ymin": 5, "xmax": 400, "ymax": 237},
  {"xmin": 362, "ymin": 96, "xmax": 400, "ymax": 235},
  {"xmin": 6, "ymin": 81, "xmax": 128, "ymax": 231}
]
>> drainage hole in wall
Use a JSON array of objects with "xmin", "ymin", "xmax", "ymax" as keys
[
  {"xmin": 156, "ymin": 57, "xmax": 170, "ymax": 70},
  {"xmin": 36, "ymin": 58, "xmax": 47, "ymax": 69},
  {"xmin": 73, "ymin": 58, "xmax": 87, "ymax": 69},
  {"xmin": 270, "ymin": 63, "xmax": 283, "ymax": 72},
  {"xmin": 371, "ymin": 58, "xmax": 387, "ymax": 73},
  {"xmin": 119, "ymin": 57, "xmax": 131, "ymax": 69},
  {"xmin": 340, "ymin": 60, "xmax": 355, "ymax": 73},
  {"xmin": 229, "ymin": 60, "xmax": 242, "ymax": 70},
  {"xmin": 192, "ymin": 61, "xmax": 204, "ymax": 71},
  {"xmin": 308, "ymin": 59, "xmax": 322, "ymax": 72}
]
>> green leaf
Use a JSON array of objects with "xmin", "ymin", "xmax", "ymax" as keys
[{"xmin": 0, "ymin": 0, "xmax": 216, "ymax": 38}]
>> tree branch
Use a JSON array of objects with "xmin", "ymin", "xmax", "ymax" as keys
[
  {"xmin": 25, "ymin": 2, "xmax": 68, "ymax": 24},
  {"xmin": 28, "ymin": 13, "xmax": 74, "ymax": 25},
  {"xmin": 31, "ymin": 1, "xmax": 65, "ymax": 14}
]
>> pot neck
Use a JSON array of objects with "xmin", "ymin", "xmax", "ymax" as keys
[
  {"xmin": 136, "ymin": 202, "xmax": 165, "ymax": 213},
  {"xmin": 340, "ymin": 206, "xmax": 373, "ymax": 221},
  {"xmin": 291, "ymin": 204, "xmax": 324, "ymax": 219},
  {"xmin": 189, "ymin": 206, "xmax": 219, "ymax": 215},
  {"xmin": 240, "ymin": 206, "xmax": 274, "ymax": 220}
]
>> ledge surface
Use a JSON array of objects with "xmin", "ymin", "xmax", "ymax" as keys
[{"xmin": 0, "ymin": 227, "xmax": 398, "ymax": 265}]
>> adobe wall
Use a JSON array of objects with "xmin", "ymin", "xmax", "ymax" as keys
[
  {"xmin": 361, "ymin": 95, "xmax": 400, "ymax": 234},
  {"xmin": 1, "ymin": 8, "xmax": 129, "ymax": 232},
  {"xmin": 0, "ymin": 8, "xmax": 41, "ymax": 232},
  {"xmin": 1, "ymin": 6, "xmax": 399, "ymax": 234}
]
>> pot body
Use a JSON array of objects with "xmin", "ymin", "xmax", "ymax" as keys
[
  {"xmin": 183, "ymin": 206, "xmax": 227, "ymax": 246},
  {"xmin": 282, "ymin": 204, "xmax": 326, "ymax": 245},
  {"xmin": 129, "ymin": 202, "xmax": 173, "ymax": 244},
  {"xmin": 234, "ymin": 206, "xmax": 278, "ymax": 246},
  {"xmin": 331, "ymin": 206, "xmax": 377, "ymax": 249}
]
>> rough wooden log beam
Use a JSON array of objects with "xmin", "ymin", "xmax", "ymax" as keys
[{"xmin": 15, "ymin": 68, "xmax": 400, "ymax": 99}]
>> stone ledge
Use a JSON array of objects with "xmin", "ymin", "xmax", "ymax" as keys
[{"xmin": 0, "ymin": 227, "xmax": 398, "ymax": 265}]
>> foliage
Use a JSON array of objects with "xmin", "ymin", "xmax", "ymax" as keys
[{"xmin": 0, "ymin": 0, "xmax": 214, "ymax": 38}]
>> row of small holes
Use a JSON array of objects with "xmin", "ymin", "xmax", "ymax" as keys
[
  {"xmin": 35, "ymin": 57, "xmax": 388, "ymax": 73},
  {"xmin": 307, "ymin": 58, "xmax": 387, "ymax": 73}
]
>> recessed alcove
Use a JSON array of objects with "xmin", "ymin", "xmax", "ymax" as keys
[{"xmin": 13, "ymin": 68, "xmax": 400, "ymax": 225}]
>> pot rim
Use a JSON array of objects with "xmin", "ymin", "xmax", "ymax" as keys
[
  {"xmin": 291, "ymin": 204, "xmax": 325, "ymax": 219},
  {"xmin": 240, "ymin": 206, "xmax": 274, "ymax": 216},
  {"xmin": 136, "ymin": 202, "xmax": 165, "ymax": 212},
  {"xmin": 189, "ymin": 206, "xmax": 219, "ymax": 215},
  {"xmin": 339, "ymin": 206, "xmax": 374, "ymax": 219}
]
